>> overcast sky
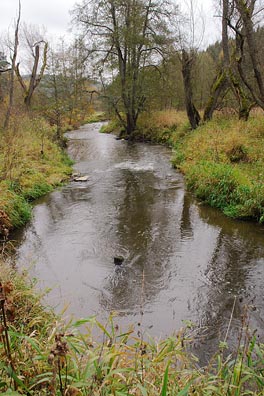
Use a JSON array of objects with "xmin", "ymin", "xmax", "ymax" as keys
[{"xmin": 0, "ymin": 0, "xmax": 221, "ymax": 48}]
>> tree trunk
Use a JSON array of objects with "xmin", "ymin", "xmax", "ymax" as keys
[
  {"xmin": 203, "ymin": 71, "xmax": 227, "ymax": 121},
  {"xmin": 221, "ymin": 0, "xmax": 253, "ymax": 119},
  {"xmin": 181, "ymin": 50, "xmax": 200, "ymax": 130},
  {"xmin": 24, "ymin": 44, "xmax": 40, "ymax": 108},
  {"xmin": 235, "ymin": 0, "xmax": 264, "ymax": 102},
  {"xmin": 15, "ymin": 41, "xmax": 48, "ymax": 110},
  {"xmin": 126, "ymin": 111, "xmax": 136, "ymax": 135},
  {"xmin": 4, "ymin": 0, "xmax": 21, "ymax": 129}
]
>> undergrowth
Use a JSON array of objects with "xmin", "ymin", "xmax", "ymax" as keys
[
  {"xmin": 171, "ymin": 114, "xmax": 264, "ymax": 222},
  {"xmin": 0, "ymin": 259, "xmax": 263, "ymax": 395},
  {"xmin": 0, "ymin": 114, "xmax": 72, "ymax": 237}
]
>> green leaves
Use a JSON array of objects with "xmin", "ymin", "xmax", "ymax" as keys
[{"xmin": 161, "ymin": 361, "xmax": 170, "ymax": 396}]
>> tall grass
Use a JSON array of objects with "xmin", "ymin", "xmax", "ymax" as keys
[
  {"xmin": 0, "ymin": 113, "xmax": 72, "ymax": 237},
  {"xmin": 171, "ymin": 114, "xmax": 264, "ymax": 222}
]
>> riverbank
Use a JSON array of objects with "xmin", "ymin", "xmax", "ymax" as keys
[
  {"xmin": 1, "ymin": 119, "xmax": 263, "ymax": 395},
  {"xmin": 0, "ymin": 258, "xmax": 263, "ymax": 395},
  {"xmin": 102, "ymin": 110, "xmax": 264, "ymax": 223},
  {"xmin": 0, "ymin": 114, "xmax": 73, "ymax": 238}
]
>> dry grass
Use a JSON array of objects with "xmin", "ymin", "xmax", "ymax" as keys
[
  {"xmin": 0, "ymin": 113, "xmax": 72, "ymax": 235},
  {"xmin": 170, "ymin": 112, "xmax": 264, "ymax": 221}
]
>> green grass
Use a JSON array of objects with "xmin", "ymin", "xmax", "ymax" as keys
[
  {"xmin": 86, "ymin": 111, "xmax": 108, "ymax": 123},
  {"xmin": 171, "ymin": 114, "xmax": 264, "ymax": 222}
]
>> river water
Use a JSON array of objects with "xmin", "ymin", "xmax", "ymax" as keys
[{"xmin": 14, "ymin": 122, "xmax": 264, "ymax": 361}]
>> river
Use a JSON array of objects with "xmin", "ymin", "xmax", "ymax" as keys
[{"xmin": 14, "ymin": 122, "xmax": 264, "ymax": 362}]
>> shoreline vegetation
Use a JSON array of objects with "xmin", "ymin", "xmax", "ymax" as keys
[
  {"xmin": 0, "ymin": 111, "xmax": 263, "ymax": 394},
  {"xmin": 0, "ymin": 114, "xmax": 73, "ymax": 239},
  {"xmin": 0, "ymin": 259, "xmax": 263, "ymax": 395},
  {"xmin": 101, "ymin": 109, "xmax": 264, "ymax": 224}
]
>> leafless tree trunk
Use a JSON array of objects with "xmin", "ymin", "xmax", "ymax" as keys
[
  {"xmin": 4, "ymin": 0, "xmax": 21, "ymax": 130},
  {"xmin": 15, "ymin": 40, "xmax": 48, "ymax": 109}
]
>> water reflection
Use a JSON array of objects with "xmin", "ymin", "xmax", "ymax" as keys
[
  {"xmin": 192, "ymin": 204, "xmax": 264, "ymax": 361},
  {"xmin": 100, "ymin": 159, "xmax": 181, "ymax": 313},
  {"xmin": 13, "ymin": 122, "xmax": 264, "ymax": 361}
]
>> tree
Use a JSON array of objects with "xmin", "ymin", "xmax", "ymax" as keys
[
  {"xmin": 4, "ymin": 0, "xmax": 21, "ymax": 130},
  {"xmin": 203, "ymin": 0, "xmax": 255, "ymax": 121},
  {"xmin": 73, "ymin": 0, "xmax": 174, "ymax": 136},
  {"xmin": 15, "ymin": 24, "xmax": 48, "ymax": 109},
  {"xmin": 173, "ymin": 0, "xmax": 204, "ymax": 129},
  {"xmin": 39, "ymin": 39, "xmax": 92, "ymax": 139},
  {"xmin": 0, "ymin": 52, "xmax": 11, "ymax": 103},
  {"xmin": 181, "ymin": 49, "xmax": 201, "ymax": 128},
  {"xmin": 233, "ymin": 0, "xmax": 264, "ymax": 109},
  {"xmin": 0, "ymin": 52, "xmax": 11, "ymax": 74}
]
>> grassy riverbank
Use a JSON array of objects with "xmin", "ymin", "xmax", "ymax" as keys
[
  {"xmin": 0, "ymin": 258, "xmax": 263, "ymax": 395},
  {"xmin": 0, "ymin": 114, "xmax": 73, "ymax": 237},
  {"xmin": 102, "ymin": 110, "xmax": 264, "ymax": 223}
]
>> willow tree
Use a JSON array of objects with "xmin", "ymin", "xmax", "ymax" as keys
[{"xmin": 73, "ymin": 0, "xmax": 174, "ymax": 136}]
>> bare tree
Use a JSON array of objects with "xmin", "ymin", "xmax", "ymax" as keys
[
  {"xmin": 204, "ymin": 0, "xmax": 255, "ymax": 121},
  {"xmin": 4, "ymin": 0, "xmax": 21, "ymax": 130},
  {"xmin": 174, "ymin": 0, "xmax": 203, "ymax": 129},
  {"xmin": 15, "ymin": 24, "xmax": 48, "ymax": 109},
  {"xmin": 233, "ymin": 0, "xmax": 264, "ymax": 109}
]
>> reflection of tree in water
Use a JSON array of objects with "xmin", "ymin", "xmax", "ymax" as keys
[
  {"xmin": 100, "ymin": 166, "xmax": 181, "ymax": 313},
  {"xmin": 194, "ymin": 206, "xmax": 264, "ymax": 362},
  {"xmin": 180, "ymin": 193, "xmax": 193, "ymax": 241}
]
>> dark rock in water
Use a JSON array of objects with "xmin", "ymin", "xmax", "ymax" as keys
[{"xmin": 114, "ymin": 256, "xmax": 124, "ymax": 265}]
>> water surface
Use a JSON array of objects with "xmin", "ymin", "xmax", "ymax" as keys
[{"xmin": 15, "ymin": 122, "xmax": 264, "ymax": 361}]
